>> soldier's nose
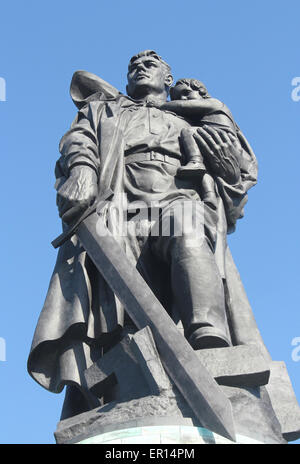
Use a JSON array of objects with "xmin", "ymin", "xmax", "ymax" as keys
[{"xmin": 136, "ymin": 62, "xmax": 146, "ymax": 71}]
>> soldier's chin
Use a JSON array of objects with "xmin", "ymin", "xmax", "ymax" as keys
[
  {"xmin": 134, "ymin": 78, "xmax": 152, "ymax": 89},
  {"xmin": 128, "ymin": 82, "xmax": 152, "ymax": 98}
]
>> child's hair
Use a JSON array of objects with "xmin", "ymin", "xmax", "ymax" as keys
[{"xmin": 170, "ymin": 78, "xmax": 210, "ymax": 100}]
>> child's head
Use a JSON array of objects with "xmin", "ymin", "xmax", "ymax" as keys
[{"xmin": 170, "ymin": 78, "xmax": 209, "ymax": 101}]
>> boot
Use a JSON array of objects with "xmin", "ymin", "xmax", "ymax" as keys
[{"xmin": 170, "ymin": 242, "xmax": 231, "ymax": 350}]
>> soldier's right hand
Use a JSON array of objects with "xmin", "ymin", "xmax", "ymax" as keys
[{"xmin": 56, "ymin": 165, "xmax": 98, "ymax": 224}]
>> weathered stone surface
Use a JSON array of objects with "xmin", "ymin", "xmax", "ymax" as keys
[
  {"xmin": 85, "ymin": 335, "xmax": 149, "ymax": 401},
  {"xmin": 266, "ymin": 361, "xmax": 300, "ymax": 442},
  {"xmin": 85, "ymin": 331, "xmax": 270, "ymax": 404},
  {"xmin": 55, "ymin": 383, "xmax": 287, "ymax": 444},
  {"xmin": 54, "ymin": 394, "xmax": 196, "ymax": 444},
  {"xmin": 130, "ymin": 327, "xmax": 172, "ymax": 393},
  {"xmin": 55, "ymin": 328, "xmax": 285, "ymax": 445},
  {"xmin": 196, "ymin": 345, "xmax": 270, "ymax": 387},
  {"xmin": 221, "ymin": 385, "xmax": 286, "ymax": 444},
  {"xmin": 84, "ymin": 327, "xmax": 171, "ymax": 402}
]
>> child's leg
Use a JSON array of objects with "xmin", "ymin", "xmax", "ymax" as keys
[
  {"xmin": 181, "ymin": 128, "xmax": 205, "ymax": 164},
  {"xmin": 177, "ymin": 128, "xmax": 206, "ymax": 178},
  {"xmin": 202, "ymin": 173, "xmax": 218, "ymax": 210}
]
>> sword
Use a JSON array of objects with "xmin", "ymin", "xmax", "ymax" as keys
[{"xmin": 52, "ymin": 191, "xmax": 236, "ymax": 442}]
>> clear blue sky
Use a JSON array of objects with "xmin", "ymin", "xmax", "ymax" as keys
[{"xmin": 0, "ymin": 0, "xmax": 299, "ymax": 444}]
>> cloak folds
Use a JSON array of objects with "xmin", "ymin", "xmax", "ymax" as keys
[{"xmin": 28, "ymin": 89, "xmax": 269, "ymax": 403}]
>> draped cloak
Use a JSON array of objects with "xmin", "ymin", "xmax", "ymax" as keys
[{"xmin": 27, "ymin": 88, "xmax": 270, "ymax": 402}]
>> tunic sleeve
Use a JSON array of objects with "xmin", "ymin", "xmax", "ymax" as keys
[{"xmin": 56, "ymin": 102, "xmax": 104, "ymax": 179}]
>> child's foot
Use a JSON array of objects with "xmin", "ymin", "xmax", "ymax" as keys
[
  {"xmin": 177, "ymin": 161, "xmax": 206, "ymax": 178},
  {"xmin": 203, "ymin": 191, "xmax": 218, "ymax": 210}
]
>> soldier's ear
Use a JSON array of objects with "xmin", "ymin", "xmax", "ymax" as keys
[{"xmin": 165, "ymin": 74, "xmax": 174, "ymax": 88}]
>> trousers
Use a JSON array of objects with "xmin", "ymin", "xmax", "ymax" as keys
[{"xmin": 149, "ymin": 199, "xmax": 231, "ymax": 348}]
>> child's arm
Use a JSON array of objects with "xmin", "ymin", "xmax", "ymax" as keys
[{"xmin": 153, "ymin": 98, "xmax": 224, "ymax": 117}]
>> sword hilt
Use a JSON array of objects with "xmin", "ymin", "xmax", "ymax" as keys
[{"xmin": 51, "ymin": 188, "xmax": 114, "ymax": 249}]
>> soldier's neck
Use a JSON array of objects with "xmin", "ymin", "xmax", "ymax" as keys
[{"xmin": 132, "ymin": 89, "xmax": 168, "ymax": 104}]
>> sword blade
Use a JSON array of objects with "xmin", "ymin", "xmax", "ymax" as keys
[{"xmin": 77, "ymin": 212, "xmax": 236, "ymax": 442}]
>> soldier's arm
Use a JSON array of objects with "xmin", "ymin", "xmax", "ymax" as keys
[
  {"xmin": 56, "ymin": 103, "xmax": 102, "ymax": 223},
  {"xmin": 58, "ymin": 103, "xmax": 100, "ymax": 178}
]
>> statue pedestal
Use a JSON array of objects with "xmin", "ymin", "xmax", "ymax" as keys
[
  {"xmin": 54, "ymin": 385, "xmax": 286, "ymax": 445},
  {"xmin": 55, "ymin": 327, "xmax": 300, "ymax": 445},
  {"xmin": 74, "ymin": 425, "xmax": 264, "ymax": 445}
]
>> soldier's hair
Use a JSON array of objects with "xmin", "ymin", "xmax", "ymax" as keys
[
  {"xmin": 170, "ymin": 78, "xmax": 210, "ymax": 100},
  {"xmin": 128, "ymin": 50, "xmax": 172, "ymax": 74}
]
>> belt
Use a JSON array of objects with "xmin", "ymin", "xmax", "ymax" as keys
[{"xmin": 124, "ymin": 151, "xmax": 181, "ymax": 167}]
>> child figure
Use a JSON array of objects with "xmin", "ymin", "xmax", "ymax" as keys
[{"xmin": 154, "ymin": 78, "xmax": 237, "ymax": 208}]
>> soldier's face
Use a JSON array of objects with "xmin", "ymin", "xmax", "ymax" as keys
[{"xmin": 127, "ymin": 56, "xmax": 170, "ymax": 98}]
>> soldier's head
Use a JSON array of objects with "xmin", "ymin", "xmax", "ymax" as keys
[
  {"xmin": 170, "ymin": 78, "xmax": 210, "ymax": 101},
  {"xmin": 127, "ymin": 50, "xmax": 173, "ymax": 100}
]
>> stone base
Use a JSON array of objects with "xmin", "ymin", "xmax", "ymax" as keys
[
  {"xmin": 55, "ymin": 327, "xmax": 298, "ymax": 445},
  {"xmin": 76, "ymin": 425, "xmax": 264, "ymax": 445},
  {"xmin": 55, "ymin": 384, "xmax": 286, "ymax": 444}
]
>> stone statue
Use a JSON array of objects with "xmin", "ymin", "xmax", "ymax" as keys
[{"xmin": 28, "ymin": 50, "xmax": 300, "ymax": 444}]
